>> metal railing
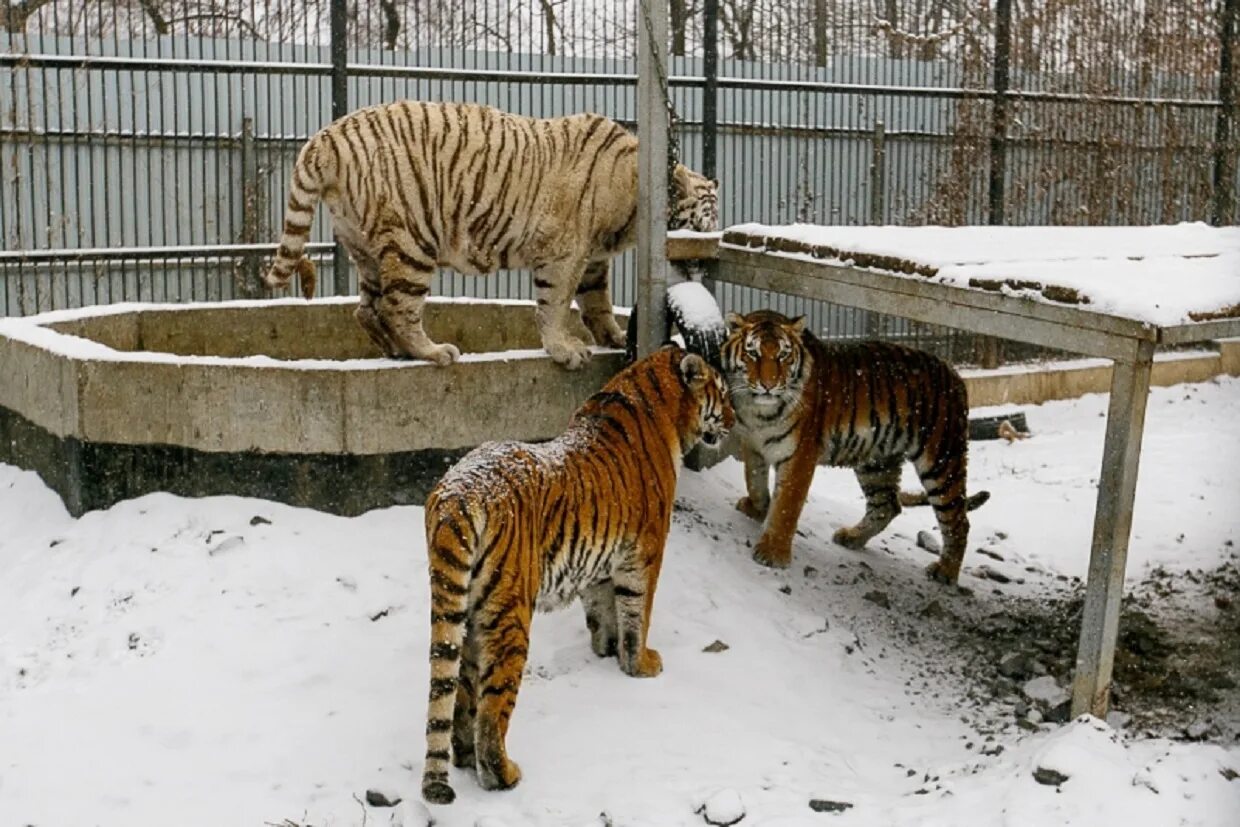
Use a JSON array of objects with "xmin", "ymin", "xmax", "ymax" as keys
[{"xmin": 1, "ymin": 0, "xmax": 1235, "ymax": 367}]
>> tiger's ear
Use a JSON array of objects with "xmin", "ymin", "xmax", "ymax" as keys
[
  {"xmin": 679, "ymin": 353, "xmax": 710, "ymax": 390},
  {"xmin": 725, "ymin": 311, "xmax": 746, "ymax": 333},
  {"xmin": 788, "ymin": 315, "xmax": 807, "ymax": 334},
  {"xmin": 672, "ymin": 163, "xmax": 691, "ymax": 189}
]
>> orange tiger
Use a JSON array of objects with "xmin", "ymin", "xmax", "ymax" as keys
[
  {"xmin": 420, "ymin": 346, "xmax": 732, "ymax": 804},
  {"xmin": 721, "ymin": 310, "xmax": 989, "ymax": 585}
]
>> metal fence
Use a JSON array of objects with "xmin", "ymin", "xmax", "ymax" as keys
[{"xmin": 2, "ymin": 0, "xmax": 1236, "ymax": 365}]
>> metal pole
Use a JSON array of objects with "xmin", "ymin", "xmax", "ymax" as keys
[
  {"xmin": 1213, "ymin": 0, "xmax": 1237, "ymax": 226},
  {"xmin": 1071, "ymin": 341, "xmax": 1155, "ymax": 718},
  {"xmin": 869, "ymin": 120, "xmax": 885, "ymax": 225},
  {"xmin": 814, "ymin": 0, "xmax": 828, "ymax": 68},
  {"xmin": 703, "ymin": 0, "xmax": 718, "ymax": 182},
  {"xmin": 330, "ymin": 0, "xmax": 350, "ymax": 298},
  {"xmin": 988, "ymin": 0, "xmax": 1012, "ymax": 226},
  {"xmin": 637, "ymin": 0, "xmax": 670, "ymax": 359},
  {"xmin": 239, "ymin": 116, "xmax": 261, "ymax": 298}
]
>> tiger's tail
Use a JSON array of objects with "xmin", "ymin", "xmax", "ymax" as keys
[
  {"xmin": 898, "ymin": 489, "xmax": 990, "ymax": 511},
  {"xmin": 266, "ymin": 138, "xmax": 326, "ymax": 299},
  {"xmin": 421, "ymin": 495, "xmax": 476, "ymax": 806}
]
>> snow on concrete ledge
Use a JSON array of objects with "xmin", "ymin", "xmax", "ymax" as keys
[{"xmin": 722, "ymin": 222, "xmax": 1240, "ymax": 327}]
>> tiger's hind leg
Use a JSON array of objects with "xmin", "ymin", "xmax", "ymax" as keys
[
  {"xmin": 834, "ymin": 459, "xmax": 903, "ymax": 550},
  {"xmin": 914, "ymin": 448, "xmax": 971, "ymax": 585},
  {"xmin": 613, "ymin": 534, "xmax": 666, "ymax": 678},
  {"xmin": 450, "ymin": 626, "xmax": 479, "ymax": 769},
  {"xmin": 533, "ymin": 261, "xmax": 592, "ymax": 370},
  {"xmin": 352, "ymin": 253, "xmax": 403, "ymax": 358},
  {"xmin": 472, "ymin": 597, "xmax": 531, "ymax": 791},
  {"xmin": 373, "ymin": 222, "xmax": 460, "ymax": 366},
  {"xmin": 576, "ymin": 261, "xmax": 626, "ymax": 349},
  {"xmin": 581, "ymin": 579, "xmax": 618, "ymax": 658}
]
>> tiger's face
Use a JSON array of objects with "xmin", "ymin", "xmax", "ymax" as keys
[
  {"xmin": 678, "ymin": 352, "xmax": 734, "ymax": 450},
  {"xmin": 721, "ymin": 311, "xmax": 809, "ymax": 411},
  {"xmin": 671, "ymin": 165, "xmax": 719, "ymax": 233}
]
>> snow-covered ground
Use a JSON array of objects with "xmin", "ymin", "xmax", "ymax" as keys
[{"xmin": 1, "ymin": 378, "xmax": 1238, "ymax": 826}]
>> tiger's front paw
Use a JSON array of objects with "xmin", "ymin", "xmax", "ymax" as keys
[
  {"xmin": 832, "ymin": 526, "xmax": 869, "ymax": 550},
  {"xmin": 735, "ymin": 496, "xmax": 768, "ymax": 521},
  {"xmin": 925, "ymin": 559, "xmax": 961, "ymax": 586},
  {"xmin": 752, "ymin": 536, "xmax": 791, "ymax": 569},
  {"xmin": 423, "ymin": 342, "xmax": 461, "ymax": 367},
  {"xmin": 545, "ymin": 337, "xmax": 593, "ymax": 371},
  {"xmin": 624, "ymin": 648, "xmax": 662, "ymax": 678}
]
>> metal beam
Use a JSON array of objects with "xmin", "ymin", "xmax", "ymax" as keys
[
  {"xmin": 636, "ymin": 0, "xmax": 670, "ymax": 359},
  {"xmin": 1070, "ymin": 340, "xmax": 1156, "ymax": 718}
]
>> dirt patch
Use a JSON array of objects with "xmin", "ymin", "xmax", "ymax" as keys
[{"xmin": 942, "ymin": 552, "xmax": 1240, "ymax": 741}]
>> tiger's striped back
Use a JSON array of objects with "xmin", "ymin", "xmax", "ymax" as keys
[
  {"xmin": 420, "ymin": 346, "xmax": 732, "ymax": 804},
  {"xmin": 266, "ymin": 100, "xmax": 718, "ymax": 369},
  {"xmin": 721, "ymin": 310, "xmax": 987, "ymax": 584}
]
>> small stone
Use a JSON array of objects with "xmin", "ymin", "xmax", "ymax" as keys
[
  {"xmin": 249, "ymin": 515, "xmax": 272, "ymax": 526},
  {"xmin": 863, "ymin": 590, "xmax": 891, "ymax": 609},
  {"xmin": 916, "ymin": 530, "xmax": 942, "ymax": 555},
  {"xmin": 998, "ymin": 652, "xmax": 1034, "ymax": 680},
  {"xmin": 779, "ymin": 585, "xmax": 792, "ymax": 595},
  {"xmin": 975, "ymin": 565, "xmax": 1011, "ymax": 584},
  {"xmin": 976, "ymin": 548, "xmax": 1005, "ymax": 562},
  {"xmin": 127, "ymin": 632, "xmax": 140, "ymax": 650},
  {"xmin": 1220, "ymin": 767, "xmax": 1238, "ymax": 782},
  {"xmin": 804, "ymin": 565, "xmax": 818, "ymax": 577},
  {"xmin": 702, "ymin": 640, "xmax": 730, "ymax": 653},
  {"xmin": 70, "ymin": 586, "xmax": 80, "ymax": 597},
  {"xmin": 365, "ymin": 788, "xmax": 402, "ymax": 807},
  {"xmin": 1215, "ymin": 594, "xmax": 1232, "ymax": 610},
  {"xmin": 1044, "ymin": 699, "xmax": 1073, "ymax": 724},
  {"xmin": 1033, "ymin": 767, "xmax": 1069, "ymax": 786},
  {"xmin": 697, "ymin": 789, "xmax": 745, "ymax": 826},
  {"xmin": 919, "ymin": 599, "xmax": 946, "ymax": 620},
  {"xmin": 808, "ymin": 799, "xmax": 853, "ymax": 813},
  {"xmin": 1022, "ymin": 675, "xmax": 1069, "ymax": 706}
]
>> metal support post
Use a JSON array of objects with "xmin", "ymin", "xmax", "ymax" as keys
[
  {"xmin": 636, "ymin": 0, "xmax": 670, "ymax": 358},
  {"xmin": 330, "ymin": 0, "xmax": 350, "ymax": 297},
  {"xmin": 703, "ymin": 0, "xmax": 719, "ymax": 182},
  {"xmin": 988, "ymin": 0, "xmax": 1012, "ymax": 226},
  {"xmin": 1213, "ymin": 0, "xmax": 1237, "ymax": 226},
  {"xmin": 1070, "ymin": 340, "xmax": 1155, "ymax": 718}
]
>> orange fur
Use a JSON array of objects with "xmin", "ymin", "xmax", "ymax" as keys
[{"xmin": 420, "ymin": 346, "xmax": 732, "ymax": 804}]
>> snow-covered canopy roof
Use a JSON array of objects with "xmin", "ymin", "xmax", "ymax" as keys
[{"xmin": 721, "ymin": 222, "xmax": 1240, "ymax": 328}]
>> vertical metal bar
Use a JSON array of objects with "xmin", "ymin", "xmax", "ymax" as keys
[
  {"xmin": 330, "ymin": 0, "xmax": 349, "ymax": 298},
  {"xmin": 636, "ymin": 0, "xmax": 669, "ymax": 359},
  {"xmin": 988, "ymin": 0, "xmax": 1012, "ymax": 226},
  {"xmin": 702, "ymin": 0, "xmax": 718, "ymax": 181},
  {"xmin": 813, "ymin": 0, "xmax": 828, "ymax": 67},
  {"xmin": 869, "ymin": 119, "xmax": 885, "ymax": 225},
  {"xmin": 1213, "ymin": 0, "xmax": 1238, "ymax": 226},
  {"xmin": 239, "ymin": 116, "xmax": 262, "ymax": 298},
  {"xmin": 1070, "ymin": 339, "xmax": 1155, "ymax": 719}
]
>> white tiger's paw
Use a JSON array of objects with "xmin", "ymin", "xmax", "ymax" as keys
[
  {"xmin": 423, "ymin": 343, "xmax": 461, "ymax": 367},
  {"xmin": 546, "ymin": 338, "xmax": 593, "ymax": 371}
]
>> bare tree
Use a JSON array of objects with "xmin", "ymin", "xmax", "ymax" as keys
[{"xmin": 2, "ymin": 0, "xmax": 57, "ymax": 32}]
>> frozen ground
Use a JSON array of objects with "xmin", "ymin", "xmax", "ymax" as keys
[{"xmin": 1, "ymin": 378, "xmax": 1238, "ymax": 826}]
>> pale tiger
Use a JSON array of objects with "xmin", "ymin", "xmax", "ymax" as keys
[{"xmin": 266, "ymin": 100, "xmax": 718, "ymax": 369}]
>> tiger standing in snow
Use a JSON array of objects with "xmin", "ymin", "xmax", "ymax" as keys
[
  {"xmin": 419, "ymin": 346, "xmax": 732, "ymax": 804},
  {"xmin": 266, "ymin": 100, "xmax": 718, "ymax": 369},
  {"xmin": 721, "ymin": 310, "xmax": 989, "ymax": 585}
]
